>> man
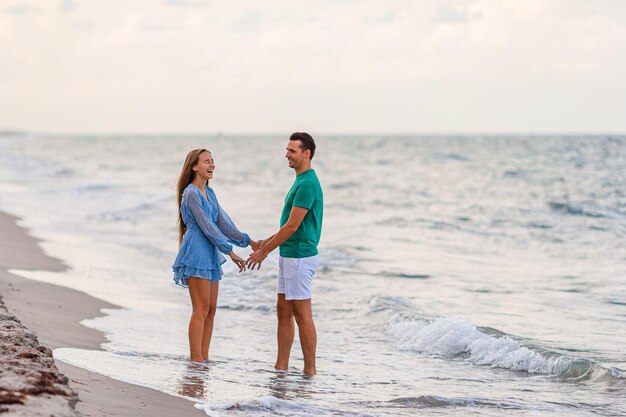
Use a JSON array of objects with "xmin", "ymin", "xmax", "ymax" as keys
[{"xmin": 246, "ymin": 132, "xmax": 323, "ymax": 376}]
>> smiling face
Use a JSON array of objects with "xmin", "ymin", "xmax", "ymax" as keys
[
  {"xmin": 192, "ymin": 151, "xmax": 215, "ymax": 181},
  {"xmin": 285, "ymin": 140, "xmax": 309, "ymax": 170}
]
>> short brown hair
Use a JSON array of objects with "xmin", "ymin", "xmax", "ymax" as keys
[{"xmin": 289, "ymin": 132, "xmax": 316, "ymax": 159}]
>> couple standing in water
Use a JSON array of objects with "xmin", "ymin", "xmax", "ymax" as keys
[{"xmin": 172, "ymin": 132, "xmax": 323, "ymax": 376}]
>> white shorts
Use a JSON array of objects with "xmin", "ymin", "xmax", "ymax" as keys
[{"xmin": 278, "ymin": 255, "xmax": 319, "ymax": 300}]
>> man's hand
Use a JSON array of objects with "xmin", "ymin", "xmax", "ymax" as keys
[
  {"xmin": 246, "ymin": 249, "xmax": 268, "ymax": 270},
  {"xmin": 250, "ymin": 239, "xmax": 261, "ymax": 251}
]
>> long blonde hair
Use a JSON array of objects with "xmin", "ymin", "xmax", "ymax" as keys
[{"xmin": 177, "ymin": 148, "xmax": 210, "ymax": 245}]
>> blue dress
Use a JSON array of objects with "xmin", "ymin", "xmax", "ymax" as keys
[{"xmin": 172, "ymin": 184, "xmax": 250, "ymax": 287}]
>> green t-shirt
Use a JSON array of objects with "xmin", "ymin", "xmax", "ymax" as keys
[{"xmin": 279, "ymin": 169, "xmax": 324, "ymax": 258}]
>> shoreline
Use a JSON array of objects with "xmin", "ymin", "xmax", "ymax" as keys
[{"xmin": 0, "ymin": 210, "xmax": 204, "ymax": 416}]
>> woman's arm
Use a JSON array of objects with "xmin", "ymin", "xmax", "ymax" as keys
[
  {"xmin": 216, "ymin": 204, "xmax": 251, "ymax": 248},
  {"xmin": 187, "ymin": 190, "xmax": 235, "ymax": 254}
]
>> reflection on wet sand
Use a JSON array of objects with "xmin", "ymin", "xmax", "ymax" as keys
[
  {"xmin": 267, "ymin": 370, "xmax": 314, "ymax": 401},
  {"xmin": 177, "ymin": 362, "xmax": 211, "ymax": 400}
]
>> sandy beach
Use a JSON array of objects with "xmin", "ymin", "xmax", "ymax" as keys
[{"xmin": 0, "ymin": 210, "xmax": 203, "ymax": 417}]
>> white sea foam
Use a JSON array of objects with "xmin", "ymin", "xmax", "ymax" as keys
[
  {"xmin": 195, "ymin": 395, "xmax": 377, "ymax": 417},
  {"xmin": 384, "ymin": 314, "xmax": 625, "ymax": 380}
]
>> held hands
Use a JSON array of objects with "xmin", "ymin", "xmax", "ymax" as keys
[
  {"xmin": 228, "ymin": 251, "xmax": 246, "ymax": 273},
  {"xmin": 246, "ymin": 248, "xmax": 267, "ymax": 270},
  {"xmin": 246, "ymin": 235, "xmax": 273, "ymax": 270},
  {"xmin": 237, "ymin": 238, "xmax": 270, "ymax": 271}
]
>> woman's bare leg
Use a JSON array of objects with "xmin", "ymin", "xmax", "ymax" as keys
[
  {"xmin": 201, "ymin": 281, "xmax": 219, "ymax": 361},
  {"xmin": 188, "ymin": 278, "xmax": 211, "ymax": 362}
]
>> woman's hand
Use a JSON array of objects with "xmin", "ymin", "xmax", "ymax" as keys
[
  {"xmin": 250, "ymin": 239, "xmax": 261, "ymax": 252},
  {"xmin": 229, "ymin": 251, "xmax": 246, "ymax": 273}
]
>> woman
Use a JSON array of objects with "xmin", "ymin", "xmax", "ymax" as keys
[{"xmin": 173, "ymin": 148, "xmax": 259, "ymax": 362}]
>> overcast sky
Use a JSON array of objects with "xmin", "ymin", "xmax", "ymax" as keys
[{"xmin": 1, "ymin": 0, "xmax": 626, "ymax": 134}]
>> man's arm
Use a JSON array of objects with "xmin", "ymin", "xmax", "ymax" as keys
[
  {"xmin": 258, "ymin": 234, "xmax": 276, "ymax": 248},
  {"xmin": 246, "ymin": 207, "xmax": 308, "ymax": 269}
]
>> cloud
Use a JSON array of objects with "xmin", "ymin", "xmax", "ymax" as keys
[
  {"xmin": 163, "ymin": 0, "xmax": 208, "ymax": 8},
  {"xmin": 4, "ymin": 4, "xmax": 34, "ymax": 14},
  {"xmin": 435, "ymin": 5, "xmax": 481, "ymax": 24},
  {"xmin": 58, "ymin": 0, "xmax": 76, "ymax": 12},
  {"xmin": 0, "ymin": 0, "xmax": 625, "ymax": 133},
  {"xmin": 362, "ymin": 10, "xmax": 403, "ymax": 24},
  {"xmin": 228, "ymin": 10, "xmax": 264, "ymax": 32}
]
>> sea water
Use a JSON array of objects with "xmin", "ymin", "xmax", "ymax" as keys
[{"xmin": 0, "ymin": 133, "xmax": 624, "ymax": 416}]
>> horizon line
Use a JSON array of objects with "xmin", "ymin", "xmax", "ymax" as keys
[{"xmin": 1, "ymin": 129, "xmax": 626, "ymax": 137}]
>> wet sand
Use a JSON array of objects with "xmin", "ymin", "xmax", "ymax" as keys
[{"xmin": 0, "ymin": 211, "xmax": 203, "ymax": 416}]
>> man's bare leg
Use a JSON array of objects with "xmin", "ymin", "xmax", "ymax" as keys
[
  {"xmin": 292, "ymin": 299, "xmax": 317, "ymax": 375},
  {"xmin": 275, "ymin": 294, "xmax": 294, "ymax": 371}
]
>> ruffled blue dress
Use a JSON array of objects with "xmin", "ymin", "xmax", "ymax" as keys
[{"xmin": 172, "ymin": 184, "xmax": 250, "ymax": 287}]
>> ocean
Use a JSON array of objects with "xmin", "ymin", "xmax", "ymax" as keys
[{"xmin": 0, "ymin": 133, "xmax": 624, "ymax": 416}]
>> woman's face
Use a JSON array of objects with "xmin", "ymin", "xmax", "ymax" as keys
[{"xmin": 193, "ymin": 151, "xmax": 215, "ymax": 181}]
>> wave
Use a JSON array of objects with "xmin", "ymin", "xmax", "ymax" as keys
[
  {"xmin": 195, "ymin": 395, "xmax": 376, "ymax": 417},
  {"xmin": 328, "ymin": 181, "xmax": 360, "ymax": 190},
  {"xmin": 53, "ymin": 168, "xmax": 75, "ymax": 177},
  {"xmin": 382, "ymin": 314, "xmax": 625, "ymax": 383},
  {"xmin": 376, "ymin": 395, "xmax": 538, "ymax": 411},
  {"xmin": 72, "ymin": 183, "xmax": 115, "ymax": 192},
  {"xmin": 368, "ymin": 296, "xmax": 421, "ymax": 314},
  {"xmin": 387, "ymin": 395, "xmax": 522, "ymax": 409},
  {"xmin": 525, "ymin": 221, "xmax": 553, "ymax": 229},
  {"xmin": 375, "ymin": 216, "xmax": 408, "ymax": 227},
  {"xmin": 363, "ymin": 394, "xmax": 618, "ymax": 414},
  {"xmin": 91, "ymin": 196, "xmax": 170, "ymax": 221},
  {"xmin": 503, "ymin": 169, "xmax": 539, "ymax": 178},
  {"xmin": 382, "ymin": 272, "xmax": 431, "ymax": 280},
  {"xmin": 219, "ymin": 303, "xmax": 274, "ymax": 313},
  {"xmin": 606, "ymin": 299, "xmax": 626, "ymax": 307},
  {"xmin": 432, "ymin": 152, "xmax": 469, "ymax": 161},
  {"xmin": 371, "ymin": 200, "xmax": 414, "ymax": 209},
  {"xmin": 363, "ymin": 271, "xmax": 431, "ymax": 280},
  {"xmin": 548, "ymin": 201, "xmax": 612, "ymax": 219}
]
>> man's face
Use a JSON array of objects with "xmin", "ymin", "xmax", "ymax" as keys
[{"xmin": 285, "ymin": 140, "xmax": 308, "ymax": 169}]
